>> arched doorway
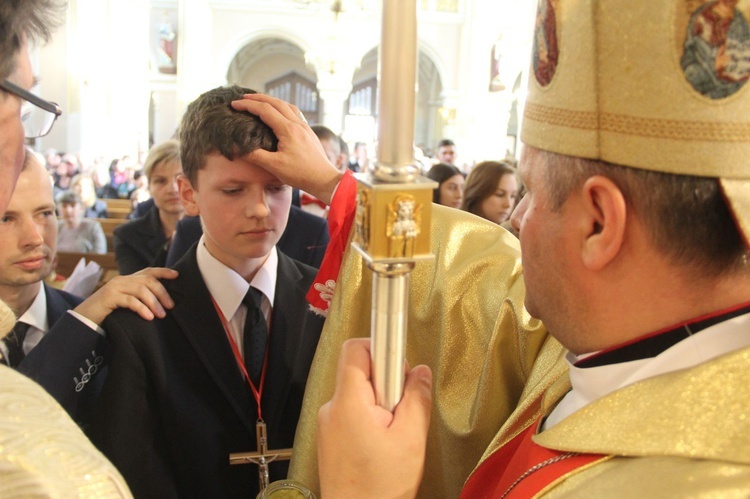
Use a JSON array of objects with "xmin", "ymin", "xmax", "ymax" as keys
[
  {"xmin": 226, "ymin": 37, "xmax": 321, "ymax": 124},
  {"xmin": 343, "ymin": 46, "xmax": 444, "ymax": 153}
]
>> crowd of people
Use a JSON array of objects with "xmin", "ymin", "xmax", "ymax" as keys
[{"xmin": 1, "ymin": 0, "xmax": 749, "ymax": 498}]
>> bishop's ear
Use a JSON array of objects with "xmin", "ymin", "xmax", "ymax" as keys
[
  {"xmin": 178, "ymin": 175, "xmax": 200, "ymax": 217},
  {"xmin": 579, "ymin": 175, "xmax": 627, "ymax": 271}
]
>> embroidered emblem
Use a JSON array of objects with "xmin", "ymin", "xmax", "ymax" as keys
[
  {"xmin": 532, "ymin": 0, "xmax": 559, "ymax": 86},
  {"xmin": 680, "ymin": 0, "xmax": 750, "ymax": 98},
  {"xmin": 313, "ymin": 279, "xmax": 336, "ymax": 306}
]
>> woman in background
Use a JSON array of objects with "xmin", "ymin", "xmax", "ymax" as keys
[
  {"xmin": 56, "ymin": 191, "xmax": 107, "ymax": 254},
  {"xmin": 70, "ymin": 173, "xmax": 108, "ymax": 218},
  {"xmin": 113, "ymin": 140, "xmax": 184, "ymax": 275},
  {"xmin": 461, "ymin": 161, "xmax": 518, "ymax": 224},
  {"xmin": 426, "ymin": 163, "xmax": 464, "ymax": 209}
]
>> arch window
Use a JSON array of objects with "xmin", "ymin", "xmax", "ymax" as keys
[{"xmin": 265, "ymin": 72, "xmax": 320, "ymax": 123}]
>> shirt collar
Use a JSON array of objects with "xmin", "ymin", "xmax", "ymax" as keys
[
  {"xmin": 544, "ymin": 308, "xmax": 750, "ymax": 430},
  {"xmin": 195, "ymin": 235, "xmax": 278, "ymax": 321},
  {"xmin": 17, "ymin": 284, "xmax": 48, "ymax": 332}
]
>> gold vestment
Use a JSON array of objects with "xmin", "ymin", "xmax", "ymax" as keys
[
  {"xmin": 470, "ymin": 342, "xmax": 750, "ymax": 497},
  {"xmin": 289, "ymin": 205, "xmax": 551, "ymax": 498},
  {"xmin": 0, "ymin": 364, "xmax": 132, "ymax": 498}
]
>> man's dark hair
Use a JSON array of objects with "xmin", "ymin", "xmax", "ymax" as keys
[
  {"xmin": 438, "ymin": 139, "xmax": 455, "ymax": 148},
  {"xmin": 535, "ymin": 147, "xmax": 749, "ymax": 277},
  {"xmin": 179, "ymin": 85, "xmax": 278, "ymax": 186},
  {"xmin": 0, "ymin": 0, "xmax": 65, "ymax": 80}
]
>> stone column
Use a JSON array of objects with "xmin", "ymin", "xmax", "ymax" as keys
[{"xmin": 315, "ymin": 65, "xmax": 354, "ymax": 133}]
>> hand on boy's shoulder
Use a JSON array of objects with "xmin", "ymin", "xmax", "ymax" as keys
[{"xmin": 73, "ymin": 267, "xmax": 178, "ymax": 326}]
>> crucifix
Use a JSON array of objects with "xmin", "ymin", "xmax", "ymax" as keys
[{"xmin": 229, "ymin": 421, "xmax": 292, "ymax": 492}]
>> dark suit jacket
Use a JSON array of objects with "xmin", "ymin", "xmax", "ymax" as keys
[
  {"xmin": 166, "ymin": 205, "xmax": 329, "ymax": 269},
  {"xmin": 114, "ymin": 206, "xmax": 169, "ymax": 275},
  {"xmin": 44, "ymin": 283, "xmax": 85, "ymax": 325},
  {"xmin": 85, "ymin": 247, "xmax": 325, "ymax": 498},
  {"xmin": 131, "ymin": 197, "xmax": 155, "ymax": 219},
  {"xmin": 18, "ymin": 284, "xmax": 108, "ymax": 421}
]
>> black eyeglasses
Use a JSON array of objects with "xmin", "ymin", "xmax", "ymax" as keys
[{"xmin": 0, "ymin": 79, "xmax": 62, "ymax": 138}]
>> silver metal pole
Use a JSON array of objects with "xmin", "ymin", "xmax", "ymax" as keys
[{"xmin": 351, "ymin": 0, "xmax": 436, "ymax": 412}]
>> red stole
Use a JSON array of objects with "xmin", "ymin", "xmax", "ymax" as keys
[
  {"xmin": 305, "ymin": 170, "xmax": 358, "ymax": 313},
  {"xmin": 460, "ymin": 416, "xmax": 605, "ymax": 498}
]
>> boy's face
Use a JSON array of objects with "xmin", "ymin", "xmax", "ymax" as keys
[{"xmin": 178, "ymin": 152, "xmax": 291, "ymax": 279}]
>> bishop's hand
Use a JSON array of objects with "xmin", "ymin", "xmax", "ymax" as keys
[
  {"xmin": 317, "ymin": 338, "xmax": 432, "ymax": 499},
  {"xmin": 230, "ymin": 93, "xmax": 343, "ymax": 205}
]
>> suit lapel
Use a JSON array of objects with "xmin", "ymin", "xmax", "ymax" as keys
[
  {"xmin": 262, "ymin": 253, "xmax": 309, "ymax": 428},
  {"xmin": 142, "ymin": 207, "xmax": 166, "ymax": 256},
  {"xmin": 168, "ymin": 248, "xmax": 257, "ymax": 434},
  {"xmin": 44, "ymin": 284, "xmax": 72, "ymax": 326}
]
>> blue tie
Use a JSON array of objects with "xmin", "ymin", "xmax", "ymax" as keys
[{"xmin": 242, "ymin": 288, "xmax": 268, "ymax": 386}]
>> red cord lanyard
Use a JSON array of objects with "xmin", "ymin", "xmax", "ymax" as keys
[{"xmin": 211, "ymin": 295, "xmax": 270, "ymax": 421}]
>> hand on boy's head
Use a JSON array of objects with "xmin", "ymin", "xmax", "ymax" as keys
[
  {"xmin": 230, "ymin": 94, "xmax": 343, "ymax": 205},
  {"xmin": 317, "ymin": 338, "xmax": 432, "ymax": 499},
  {"xmin": 73, "ymin": 267, "xmax": 178, "ymax": 325}
]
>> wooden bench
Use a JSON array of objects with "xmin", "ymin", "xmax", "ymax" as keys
[
  {"xmin": 106, "ymin": 207, "xmax": 132, "ymax": 219},
  {"xmin": 104, "ymin": 198, "xmax": 133, "ymax": 210},
  {"xmin": 94, "ymin": 217, "xmax": 130, "ymax": 250},
  {"xmin": 104, "ymin": 198, "xmax": 134, "ymax": 219}
]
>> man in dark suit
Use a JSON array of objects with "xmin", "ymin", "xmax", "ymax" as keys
[
  {"xmin": 2, "ymin": 151, "xmax": 177, "ymax": 422},
  {"xmin": 165, "ymin": 204, "xmax": 329, "ymax": 268},
  {"xmin": 0, "ymin": 152, "xmax": 83, "ymax": 366},
  {"xmin": 85, "ymin": 85, "xmax": 326, "ymax": 498}
]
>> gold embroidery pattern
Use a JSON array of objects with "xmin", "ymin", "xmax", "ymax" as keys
[
  {"xmin": 600, "ymin": 113, "xmax": 750, "ymax": 142},
  {"xmin": 524, "ymin": 102, "xmax": 598, "ymax": 130},
  {"xmin": 524, "ymin": 103, "xmax": 750, "ymax": 142}
]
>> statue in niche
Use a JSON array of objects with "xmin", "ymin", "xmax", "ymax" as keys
[
  {"xmin": 158, "ymin": 18, "xmax": 177, "ymax": 74},
  {"xmin": 489, "ymin": 37, "xmax": 505, "ymax": 92}
]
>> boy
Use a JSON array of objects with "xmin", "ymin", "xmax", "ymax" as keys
[{"xmin": 85, "ymin": 86, "xmax": 326, "ymax": 498}]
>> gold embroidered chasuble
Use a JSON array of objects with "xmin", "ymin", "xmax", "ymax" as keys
[
  {"xmin": 0, "ymin": 364, "xmax": 132, "ymax": 498},
  {"xmin": 289, "ymin": 205, "xmax": 550, "ymax": 498},
  {"xmin": 468, "ymin": 345, "xmax": 750, "ymax": 498}
]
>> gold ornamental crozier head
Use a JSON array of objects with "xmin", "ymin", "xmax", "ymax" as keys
[{"xmin": 351, "ymin": 173, "xmax": 437, "ymax": 264}]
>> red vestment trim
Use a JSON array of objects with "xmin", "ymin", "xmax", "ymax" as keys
[
  {"xmin": 306, "ymin": 170, "xmax": 357, "ymax": 313},
  {"xmin": 461, "ymin": 416, "xmax": 604, "ymax": 498}
]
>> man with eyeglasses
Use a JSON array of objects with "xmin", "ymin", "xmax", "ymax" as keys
[
  {"xmin": 0, "ymin": 80, "xmax": 61, "ymax": 140},
  {"xmin": 0, "ymin": 2, "xmax": 171, "ymax": 495}
]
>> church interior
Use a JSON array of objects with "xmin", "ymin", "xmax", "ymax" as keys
[{"xmin": 29, "ymin": 0, "xmax": 536, "ymax": 170}]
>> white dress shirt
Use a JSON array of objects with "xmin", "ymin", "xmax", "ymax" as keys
[{"xmin": 196, "ymin": 235, "xmax": 278, "ymax": 361}]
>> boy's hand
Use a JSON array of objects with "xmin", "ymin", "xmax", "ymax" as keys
[
  {"xmin": 73, "ymin": 267, "xmax": 177, "ymax": 325},
  {"xmin": 230, "ymin": 94, "xmax": 343, "ymax": 204},
  {"xmin": 317, "ymin": 338, "xmax": 432, "ymax": 499}
]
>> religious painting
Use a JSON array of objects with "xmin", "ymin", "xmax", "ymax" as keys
[
  {"xmin": 532, "ymin": 0, "xmax": 559, "ymax": 87},
  {"xmin": 678, "ymin": 0, "xmax": 750, "ymax": 99},
  {"xmin": 150, "ymin": 8, "xmax": 178, "ymax": 75}
]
